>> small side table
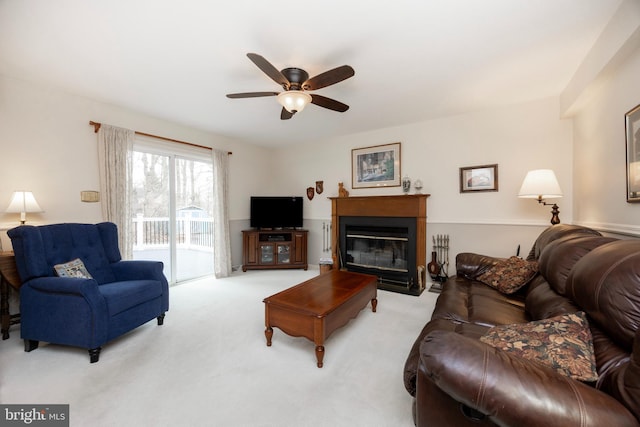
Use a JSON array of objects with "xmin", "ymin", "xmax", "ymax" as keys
[{"xmin": 0, "ymin": 251, "xmax": 21, "ymax": 340}]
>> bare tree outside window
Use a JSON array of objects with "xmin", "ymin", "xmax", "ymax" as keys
[{"xmin": 131, "ymin": 151, "xmax": 215, "ymax": 283}]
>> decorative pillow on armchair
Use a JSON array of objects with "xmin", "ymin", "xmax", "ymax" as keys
[
  {"xmin": 480, "ymin": 311, "xmax": 598, "ymax": 382},
  {"xmin": 53, "ymin": 258, "xmax": 93, "ymax": 279},
  {"xmin": 477, "ymin": 256, "xmax": 538, "ymax": 294}
]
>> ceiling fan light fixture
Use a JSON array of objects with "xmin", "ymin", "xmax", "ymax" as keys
[{"xmin": 277, "ymin": 91, "xmax": 312, "ymax": 113}]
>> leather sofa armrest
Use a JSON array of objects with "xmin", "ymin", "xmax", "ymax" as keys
[
  {"xmin": 418, "ymin": 330, "xmax": 640, "ymax": 427},
  {"xmin": 456, "ymin": 252, "xmax": 504, "ymax": 280}
]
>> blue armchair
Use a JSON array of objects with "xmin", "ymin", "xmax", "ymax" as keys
[{"xmin": 8, "ymin": 222, "xmax": 169, "ymax": 363}]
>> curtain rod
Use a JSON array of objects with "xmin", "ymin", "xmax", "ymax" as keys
[{"xmin": 89, "ymin": 121, "xmax": 232, "ymax": 155}]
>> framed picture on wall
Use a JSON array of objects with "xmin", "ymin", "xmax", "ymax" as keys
[
  {"xmin": 459, "ymin": 164, "xmax": 498, "ymax": 193},
  {"xmin": 625, "ymin": 104, "xmax": 640, "ymax": 203},
  {"xmin": 351, "ymin": 142, "xmax": 401, "ymax": 189}
]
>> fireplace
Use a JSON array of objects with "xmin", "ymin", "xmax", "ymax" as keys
[
  {"xmin": 330, "ymin": 195, "xmax": 429, "ymax": 296},
  {"xmin": 340, "ymin": 216, "xmax": 416, "ymax": 290}
]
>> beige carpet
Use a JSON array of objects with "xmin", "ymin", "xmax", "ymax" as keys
[{"xmin": 0, "ymin": 269, "xmax": 437, "ymax": 426}]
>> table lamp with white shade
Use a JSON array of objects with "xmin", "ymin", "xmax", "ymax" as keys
[{"xmin": 5, "ymin": 191, "xmax": 43, "ymax": 224}]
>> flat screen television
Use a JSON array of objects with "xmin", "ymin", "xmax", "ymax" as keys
[{"xmin": 250, "ymin": 196, "xmax": 303, "ymax": 229}]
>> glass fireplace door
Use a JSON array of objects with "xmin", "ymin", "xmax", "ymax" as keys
[{"xmin": 345, "ymin": 232, "xmax": 409, "ymax": 273}]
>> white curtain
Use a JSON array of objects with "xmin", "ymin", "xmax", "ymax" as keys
[
  {"xmin": 97, "ymin": 124, "xmax": 134, "ymax": 259},
  {"xmin": 212, "ymin": 148, "xmax": 232, "ymax": 278}
]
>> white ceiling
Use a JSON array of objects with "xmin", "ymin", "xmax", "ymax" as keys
[{"xmin": 0, "ymin": 0, "xmax": 623, "ymax": 147}]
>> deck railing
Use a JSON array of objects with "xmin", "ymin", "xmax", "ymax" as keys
[{"xmin": 133, "ymin": 214, "xmax": 214, "ymax": 251}]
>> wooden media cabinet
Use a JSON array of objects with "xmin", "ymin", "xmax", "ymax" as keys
[{"xmin": 242, "ymin": 229, "xmax": 308, "ymax": 271}]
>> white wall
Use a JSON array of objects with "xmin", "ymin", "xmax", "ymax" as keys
[
  {"xmin": 0, "ymin": 75, "xmax": 272, "ymax": 253},
  {"xmin": 571, "ymin": 43, "xmax": 640, "ymax": 234},
  {"xmin": 273, "ymin": 97, "xmax": 573, "ymax": 264},
  {"xmin": 566, "ymin": 0, "xmax": 640, "ymax": 235}
]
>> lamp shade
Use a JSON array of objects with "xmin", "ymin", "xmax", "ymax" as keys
[
  {"xmin": 518, "ymin": 169, "xmax": 563, "ymax": 199},
  {"xmin": 6, "ymin": 191, "xmax": 43, "ymax": 223},
  {"xmin": 277, "ymin": 90, "xmax": 312, "ymax": 113}
]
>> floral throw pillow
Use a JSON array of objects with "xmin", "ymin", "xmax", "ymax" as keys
[
  {"xmin": 477, "ymin": 256, "xmax": 538, "ymax": 294},
  {"xmin": 480, "ymin": 311, "xmax": 598, "ymax": 382},
  {"xmin": 53, "ymin": 258, "xmax": 93, "ymax": 279}
]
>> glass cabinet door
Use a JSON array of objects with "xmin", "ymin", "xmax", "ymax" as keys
[
  {"xmin": 277, "ymin": 244, "xmax": 291, "ymax": 264},
  {"xmin": 260, "ymin": 244, "xmax": 275, "ymax": 264}
]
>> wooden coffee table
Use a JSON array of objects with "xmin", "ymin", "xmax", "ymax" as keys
[{"xmin": 263, "ymin": 270, "xmax": 378, "ymax": 368}]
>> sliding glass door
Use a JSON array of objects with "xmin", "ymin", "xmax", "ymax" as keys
[
  {"xmin": 174, "ymin": 157, "xmax": 214, "ymax": 281},
  {"xmin": 131, "ymin": 141, "xmax": 214, "ymax": 284}
]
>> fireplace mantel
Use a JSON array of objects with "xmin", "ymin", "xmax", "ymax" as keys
[
  {"xmin": 329, "ymin": 194, "xmax": 430, "ymax": 295},
  {"xmin": 329, "ymin": 194, "xmax": 429, "ymax": 218}
]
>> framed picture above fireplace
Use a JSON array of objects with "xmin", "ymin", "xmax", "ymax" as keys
[
  {"xmin": 459, "ymin": 164, "xmax": 498, "ymax": 193},
  {"xmin": 352, "ymin": 142, "xmax": 401, "ymax": 189}
]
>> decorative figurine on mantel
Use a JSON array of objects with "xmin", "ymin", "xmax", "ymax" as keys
[
  {"xmin": 402, "ymin": 176, "xmax": 411, "ymax": 194},
  {"xmin": 338, "ymin": 182, "xmax": 350, "ymax": 197}
]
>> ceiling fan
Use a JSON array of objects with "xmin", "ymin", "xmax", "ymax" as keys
[{"xmin": 226, "ymin": 53, "xmax": 355, "ymax": 120}]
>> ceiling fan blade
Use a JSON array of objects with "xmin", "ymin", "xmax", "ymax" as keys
[
  {"xmin": 280, "ymin": 108, "xmax": 294, "ymax": 120},
  {"xmin": 226, "ymin": 91, "xmax": 279, "ymax": 99},
  {"xmin": 303, "ymin": 65, "xmax": 355, "ymax": 90},
  {"xmin": 310, "ymin": 94, "xmax": 349, "ymax": 112},
  {"xmin": 247, "ymin": 53, "xmax": 290, "ymax": 89}
]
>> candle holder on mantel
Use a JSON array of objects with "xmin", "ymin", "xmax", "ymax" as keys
[
  {"xmin": 414, "ymin": 179, "xmax": 423, "ymax": 194},
  {"xmin": 429, "ymin": 234, "xmax": 450, "ymax": 293}
]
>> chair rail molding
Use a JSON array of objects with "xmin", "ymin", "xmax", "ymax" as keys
[
  {"xmin": 428, "ymin": 219, "xmax": 554, "ymax": 227},
  {"xmin": 574, "ymin": 221, "xmax": 640, "ymax": 238}
]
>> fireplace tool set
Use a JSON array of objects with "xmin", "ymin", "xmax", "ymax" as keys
[
  {"xmin": 428, "ymin": 235, "xmax": 450, "ymax": 292},
  {"xmin": 319, "ymin": 222, "xmax": 334, "ymax": 273},
  {"xmin": 322, "ymin": 222, "xmax": 332, "ymax": 253}
]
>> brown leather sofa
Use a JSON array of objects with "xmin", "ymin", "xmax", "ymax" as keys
[{"xmin": 403, "ymin": 224, "xmax": 640, "ymax": 426}]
